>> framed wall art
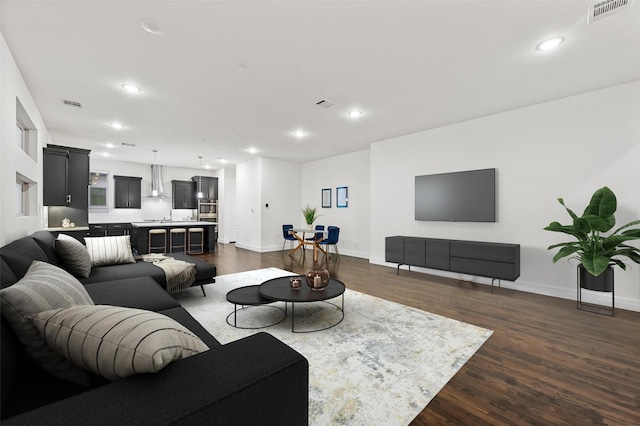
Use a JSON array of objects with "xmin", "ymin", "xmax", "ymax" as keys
[
  {"xmin": 337, "ymin": 186, "xmax": 348, "ymax": 208},
  {"xmin": 322, "ymin": 188, "xmax": 332, "ymax": 208}
]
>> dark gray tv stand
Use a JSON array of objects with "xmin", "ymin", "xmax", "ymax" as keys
[{"xmin": 385, "ymin": 236, "xmax": 520, "ymax": 293}]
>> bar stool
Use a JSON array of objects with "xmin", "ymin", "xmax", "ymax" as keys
[
  {"xmin": 170, "ymin": 228, "xmax": 187, "ymax": 253},
  {"xmin": 187, "ymin": 228, "xmax": 204, "ymax": 254},
  {"xmin": 148, "ymin": 229, "xmax": 167, "ymax": 253}
]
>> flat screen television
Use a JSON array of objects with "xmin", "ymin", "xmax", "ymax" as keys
[{"xmin": 415, "ymin": 168, "xmax": 496, "ymax": 222}]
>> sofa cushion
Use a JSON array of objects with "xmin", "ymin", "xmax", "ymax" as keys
[
  {"xmin": 84, "ymin": 277, "xmax": 181, "ymax": 312},
  {"xmin": 79, "ymin": 255, "xmax": 216, "ymax": 288},
  {"xmin": 31, "ymin": 305, "xmax": 210, "ymax": 382},
  {"xmin": 30, "ymin": 231, "xmax": 62, "ymax": 267},
  {"xmin": 1, "ymin": 257, "xmax": 18, "ymax": 289},
  {"xmin": 0, "ymin": 261, "xmax": 93, "ymax": 386},
  {"xmin": 84, "ymin": 236, "xmax": 136, "ymax": 267},
  {"xmin": 0, "ymin": 237, "xmax": 48, "ymax": 280},
  {"xmin": 55, "ymin": 234, "xmax": 92, "ymax": 278}
]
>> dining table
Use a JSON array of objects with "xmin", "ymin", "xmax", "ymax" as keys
[{"xmin": 288, "ymin": 228, "xmax": 328, "ymax": 262}]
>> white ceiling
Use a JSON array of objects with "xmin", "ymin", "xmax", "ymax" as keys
[{"xmin": 2, "ymin": 1, "xmax": 639, "ymax": 170}]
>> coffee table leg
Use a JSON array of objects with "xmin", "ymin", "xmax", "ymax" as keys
[
  {"xmin": 234, "ymin": 304, "xmax": 238, "ymax": 327},
  {"xmin": 291, "ymin": 302, "xmax": 295, "ymax": 332}
]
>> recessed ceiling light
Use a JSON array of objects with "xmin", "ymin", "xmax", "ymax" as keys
[
  {"xmin": 140, "ymin": 20, "xmax": 165, "ymax": 36},
  {"xmin": 536, "ymin": 36, "xmax": 565, "ymax": 51},
  {"xmin": 105, "ymin": 142, "xmax": 115, "ymax": 148},
  {"xmin": 102, "ymin": 152, "xmax": 110, "ymax": 157},
  {"xmin": 121, "ymin": 83, "xmax": 142, "ymax": 93},
  {"xmin": 110, "ymin": 122, "xmax": 124, "ymax": 129},
  {"xmin": 293, "ymin": 130, "xmax": 306, "ymax": 138},
  {"xmin": 348, "ymin": 110, "xmax": 362, "ymax": 118},
  {"xmin": 247, "ymin": 147, "xmax": 257, "ymax": 154}
]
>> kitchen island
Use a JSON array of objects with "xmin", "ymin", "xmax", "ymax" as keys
[{"xmin": 131, "ymin": 221, "xmax": 218, "ymax": 254}]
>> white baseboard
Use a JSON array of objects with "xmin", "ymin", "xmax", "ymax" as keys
[{"xmin": 369, "ymin": 257, "xmax": 640, "ymax": 313}]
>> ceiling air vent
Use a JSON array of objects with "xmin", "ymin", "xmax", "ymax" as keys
[
  {"xmin": 588, "ymin": 0, "xmax": 632, "ymax": 23},
  {"xmin": 62, "ymin": 99, "xmax": 82, "ymax": 108},
  {"xmin": 121, "ymin": 142, "xmax": 136, "ymax": 147},
  {"xmin": 315, "ymin": 99, "xmax": 335, "ymax": 109}
]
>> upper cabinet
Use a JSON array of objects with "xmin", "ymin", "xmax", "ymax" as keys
[
  {"xmin": 191, "ymin": 176, "xmax": 218, "ymax": 200},
  {"xmin": 43, "ymin": 145, "xmax": 90, "ymax": 208},
  {"xmin": 114, "ymin": 175, "xmax": 142, "ymax": 209},
  {"xmin": 172, "ymin": 180, "xmax": 197, "ymax": 209}
]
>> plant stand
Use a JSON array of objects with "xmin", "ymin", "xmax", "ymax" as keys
[{"xmin": 576, "ymin": 266, "xmax": 615, "ymax": 316}]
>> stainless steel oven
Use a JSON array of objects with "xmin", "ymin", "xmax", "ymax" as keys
[{"xmin": 198, "ymin": 200, "xmax": 217, "ymax": 221}]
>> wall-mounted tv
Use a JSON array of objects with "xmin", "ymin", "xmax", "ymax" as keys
[{"xmin": 415, "ymin": 168, "xmax": 496, "ymax": 222}]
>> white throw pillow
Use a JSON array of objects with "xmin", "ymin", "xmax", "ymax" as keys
[
  {"xmin": 30, "ymin": 305, "xmax": 210, "ymax": 381},
  {"xmin": 84, "ymin": 235, "xmax": 136, "ymax": 267}
]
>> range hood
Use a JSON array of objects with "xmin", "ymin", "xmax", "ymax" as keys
[{"xmin": 147, "ymin": 164, "xmax": 169, "ymax": 198}]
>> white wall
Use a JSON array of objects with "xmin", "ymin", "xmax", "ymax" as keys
[
  {"xmin": 236, "ymin": 157, "xmax": 301, "ymax": 252},
  {"xmin": 261, "ymin": 158, "xmax": 304, "ymax": 251},
  {"xmin": 370, "ymin": 81, "xmax": 640, "ymax": 311},
  {"xmin": 300, "ymin": 149, "xmax": 371, "ymax": 258},
  {"xmin": 0, "ymin": 34, "xmax": 51, "ymax": 245},
  {"xmin": 217, "ymin": 166, "xmax": 236, "ymax": 244}
]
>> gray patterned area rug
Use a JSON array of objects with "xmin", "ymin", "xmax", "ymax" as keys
[{"xmin": 176, "ymin": 268, "xmax": 493, "ymax": 426}]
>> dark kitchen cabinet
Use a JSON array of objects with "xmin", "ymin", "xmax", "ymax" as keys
[
  {"xmin": 191, "ymin": 176, "xmax": 218, "ymax": 200},
  {"xmin": 172, "ymin": 180, "xmax": 197, "ymax": 209},
  {"xmin": 114, "ymin": 176, "xmax": 142, "ymax": 209},
  {"xmin": 43, "ymin": 145, "xmax": 90, "ymax": 207}
]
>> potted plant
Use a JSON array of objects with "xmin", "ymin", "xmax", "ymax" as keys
[
  {"xmin": 301, "ymin": 205, "xmax": 320, "ymax": 230},
  {"xmin": 544, "ymin": 186, "xmax": 640, "ymax": 291}
]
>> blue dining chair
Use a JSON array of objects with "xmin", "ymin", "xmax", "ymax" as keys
[
  {"xmin": 318, "ymin": 226, "xmax": 340, "ymax": 259},
  {"xmin": 306, "ymin": 225, "xmax": 324, "ymax": 242},
  {"xmin": 282, "ymin": 224, "xmax": 296, "ymax": 251}
]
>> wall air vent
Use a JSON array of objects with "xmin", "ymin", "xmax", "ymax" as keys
[
  {"xmin": 588, "ymin": 0, "xmax": 632, "ymax": 23},
  {"xmin": 62, "ymin": 99, "xmax": 82, "ymax": 108},
  {"xmin": 315, "ymin": 99, "xmax": 335, "ymax": 109}
]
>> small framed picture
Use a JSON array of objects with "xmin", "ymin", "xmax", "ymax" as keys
[
  {"xmin": 337, "ymin": 186, "xmax": 348, "ymax": 208},
  {"xmin": 322, "ymin": 188, "xmax": 332, "ymax": 208}
]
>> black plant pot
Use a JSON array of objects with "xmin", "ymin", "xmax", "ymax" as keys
[{"xmin": 579, "ymin": 264, "xmax": 614, "ymax": 292}]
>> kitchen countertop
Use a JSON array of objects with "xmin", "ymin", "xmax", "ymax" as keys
[
  {"xmin": 45, "ymin": 226, "xmax": 90, "ymax": 232},
  {"xmin": 130, "ymin": 221, "xmax": 217, "ymax": 228}
]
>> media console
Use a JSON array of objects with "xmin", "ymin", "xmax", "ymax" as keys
[{"xmin": 385, "ymin": 236, "xmax": 520, "ymax": 292}]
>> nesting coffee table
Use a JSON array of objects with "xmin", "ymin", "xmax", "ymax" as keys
[
  {"xmin": 225, "ymin": 285, "xmax": 286, "ymax": 329},
  {"xmin": 259, "ymin": 276, "xmax": 345, "ymax": 333}
]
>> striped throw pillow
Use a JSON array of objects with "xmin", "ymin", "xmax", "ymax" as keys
[
  {"xmin": 84, "ymin": 236, "xmax": 136, "ymax": 267},
  {"xmin": 0, "ymin": 261, "xmax": 94, "ymax": 385},
  {"xmin": 55, "ymin": 233, "xmax": 92, "ymax": 278},
  {"xmin": 30, "ymin": 305, "xmax": 210, "ymax": 381}
]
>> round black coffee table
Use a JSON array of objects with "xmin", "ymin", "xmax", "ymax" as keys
[
  {"xmin": 225, "ymin": 285, "xmax": 286, "ymax": 329},
  {"xmin": 259, "ymin": 276, "xmax": 345, "ymax": 333}
]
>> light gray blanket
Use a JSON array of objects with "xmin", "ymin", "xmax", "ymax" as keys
[{"xmin": 142, "ymin": 254, "xmax": 196, "ymax": 292}]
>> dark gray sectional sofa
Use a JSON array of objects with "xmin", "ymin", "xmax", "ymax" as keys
[{"xmin": 0, "ymin": 231, "xmax": 308, "ymax": 425}]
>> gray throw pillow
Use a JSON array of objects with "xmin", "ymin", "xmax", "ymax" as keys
[
  {"xmin": 0, "ymin": 261, "xmax": 94, "ymax": 385},
  {"xmin": 55, "ymin": 233, "xmax": 92, "ymax": 278},
  {"xmin": 31, "ymin": 305, "xmax": 210, "ymax": 381},
  {"xmin": 84, "ymin": 235, "xmax": 136, "ymax": 267}
]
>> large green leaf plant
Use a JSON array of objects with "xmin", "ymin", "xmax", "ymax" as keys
[
  {"xmin": 544, "ymin": 186, "xmax": 640, "ymax": 276},
  {"xmin": 301, "ymin": 205, "xmax": 320, "ymax": 225}
]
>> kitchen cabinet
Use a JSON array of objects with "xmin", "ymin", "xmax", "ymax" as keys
[
  {"xmin": 43, "ymin": 145, "xmax": 90, "ymax": 207},
  {"xmin": 88, "ymin": 223, "xmax": 132, "ymax": 237},
  {"xmin": 107, "ymin": 223, "xmax": 131, "ymax": 236},
  {"xmin": 172, "ymin": 180, "xmax": 197, "ymax": 209},
  {"xmin": 114, "ymin": 175, "xmax": 142, "ymax": 209},
  {"xmin": 191, "ymin": 176, "xmax": 218, "ymax": 200}
]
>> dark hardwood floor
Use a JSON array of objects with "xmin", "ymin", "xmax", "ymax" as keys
[{"xmin": 194, "ymin": 243, "xmax": 640, "ymax": 425}]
